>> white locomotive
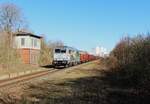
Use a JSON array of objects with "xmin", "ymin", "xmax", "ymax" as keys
[{"xmin": 52, "ymin": 46, "xmax": 80, "ymax": 67}]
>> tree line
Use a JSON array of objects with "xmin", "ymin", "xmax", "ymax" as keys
[{"xmin": 103, "ymin": 34, "xmax": 150, "ymax": 90}]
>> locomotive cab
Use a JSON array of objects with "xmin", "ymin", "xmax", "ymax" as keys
[
  {"xmin": 53, "ymin": 48, "xmax": 69, "ymax": 67},
  {"xmin": 52, "ymin": 46, "xmax": 80, "ymax": 67}
]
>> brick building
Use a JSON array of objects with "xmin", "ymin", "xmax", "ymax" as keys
[{"xmin": 14, "ymin": 32, "xmax": 42, "ymax": 65}]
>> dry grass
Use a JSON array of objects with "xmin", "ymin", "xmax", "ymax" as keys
[
  {"xmin": 0, "ymin": 63, "xmax": 45, "ymax": 75},
  {"xmin": 0, "ymin": 60, "xmax": 149, "ymax": 104},
  {"xmin": 0, "ymin": 60, "xmax": 104, "ymax": 104}
]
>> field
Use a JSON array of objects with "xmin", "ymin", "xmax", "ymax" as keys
[{"xmin": 0, "ymin": 60, "xmax": 149, "ymax": 104}]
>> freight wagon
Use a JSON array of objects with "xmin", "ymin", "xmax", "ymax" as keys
[
  {"xmin": 88, "ymin": 54, "xmax": 96, "ymax": 61},
  {"xmin": 79, "ymin": 51, "xmax": 89, "ymax": 63}
]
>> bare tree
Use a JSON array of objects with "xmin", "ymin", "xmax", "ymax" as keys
[
  {"xmin": 48, "ymin": 40, "xmax": 64, "ymax": 49},
  {"xmin": 0, "ymin": 3, "xmax": 25, "ymax": 32},
  {"xmin": 0, "ymin": 3, "xmax": 26, "ymax": 47},
  {"xmin": 38, "ymin": 39, "xmax": 64, "ymax": 66},
  {"xmin": 0, "ymin": 3, "xmax": 26, "ymax": 69}
]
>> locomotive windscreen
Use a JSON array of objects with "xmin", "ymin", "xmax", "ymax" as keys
[
  {"xmin": 55, "ymin": 49, "xmax": 66, "ymax": 53},
  {"xmin": 55, "ymin": 49, "xmax": 61, "ymax": 53},
  {"xmin": 61, "ymin": 49, "xmax": 66, "ymax": 53}
]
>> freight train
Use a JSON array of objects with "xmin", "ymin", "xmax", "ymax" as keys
[{"xmin": 52, "ymin": 46, "xmax": 97, "ymax": 67}]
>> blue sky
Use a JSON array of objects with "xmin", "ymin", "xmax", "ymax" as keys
[{"xmin": 0, "ymin": 0, "xmax": 150, "ymax": 52}]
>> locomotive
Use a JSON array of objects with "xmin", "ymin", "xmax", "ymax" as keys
[{"xmin": 52, "ymin": 46, "xmax": 97, "ymax": 67}]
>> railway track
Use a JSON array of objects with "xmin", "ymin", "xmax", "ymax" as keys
[
  {"xmin": 0, "ymin": 68, "xmax": 60, "ymax": 88},
  {"xmin": 0, "ymin": 60, "xmax": 97, "ymax": 88}
]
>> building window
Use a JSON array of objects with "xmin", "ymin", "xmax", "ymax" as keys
[
  {"xmin": 34, "ymin": 39, "xmax": 37, "ymax": 47},
  {"xmin": 31, "ymin": 38, "xmax": 34, "ymax": 47},
  {"xmin": 21, "ymin": 38, "xmax": 25, "ymax": 47}
]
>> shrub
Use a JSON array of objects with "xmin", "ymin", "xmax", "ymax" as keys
[
  {"xmin": 103, "ymin": 56, "xmax": 119, "ymax": 71},
  {"xmin": 108, "ymin": 34, "xmax": 150, "ymax": 87},
  {"xmin": 0, "ymin": 31, "xmax": 22, "ymax": 70},
  {"xmin": 38, "ymin": 38, "xmax": 52, "ymax": 66}
]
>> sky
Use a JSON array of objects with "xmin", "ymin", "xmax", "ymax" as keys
[{"xmin": 0, "ymin": 0, "xmax": 150, "ymax": 53}]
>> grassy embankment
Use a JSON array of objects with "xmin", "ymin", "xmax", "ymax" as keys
[
  {"xmin": 22, "ymin": 59, "xmax": 149, "ymax": 104},
  {"xmin": 0, "ymin": 35, "xmax": 150, "ymax": 104}
]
